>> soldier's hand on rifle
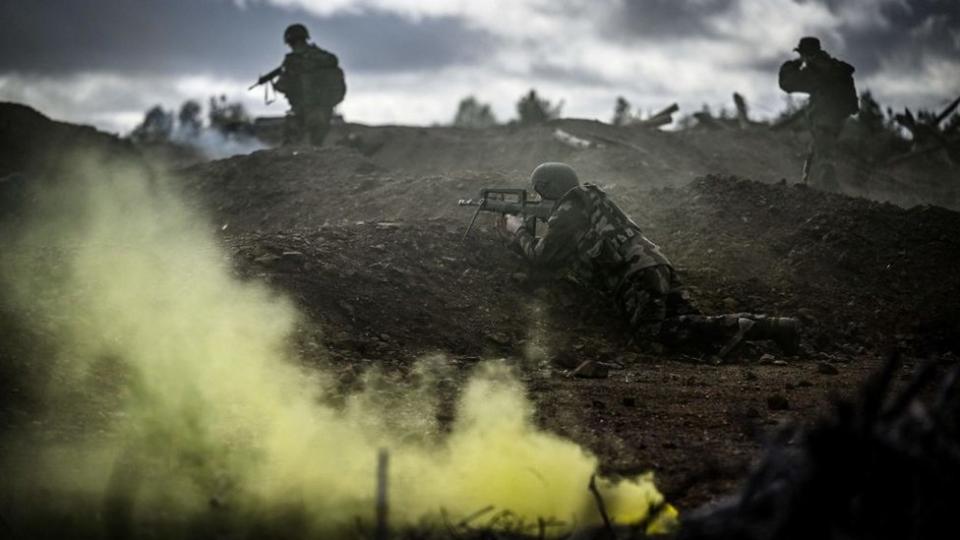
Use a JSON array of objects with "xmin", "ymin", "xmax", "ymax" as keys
[{"xmin": 496, "ymin": 214, "xmax": 524, "ymax": 239}]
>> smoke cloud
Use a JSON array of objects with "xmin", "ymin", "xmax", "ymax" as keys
[{"xmin": 0, "ymin": 153, "xmax": 672, "ymax": 536}]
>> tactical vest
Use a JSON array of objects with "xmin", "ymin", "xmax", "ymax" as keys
[{"xmin": 563, "ymin": 184, "xmax": 672, "ymax": 289}]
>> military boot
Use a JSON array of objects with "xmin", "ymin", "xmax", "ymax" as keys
[{"xmin": 744, "ymin": 316, "xmax": 801, "ymax": 355}]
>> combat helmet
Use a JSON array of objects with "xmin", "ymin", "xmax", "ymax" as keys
[
  {"xmin": 795, "ymin": 36, "xmax": 822, "ymax": 55},
  {"xmin": 284, "ymin": 23, "xmax": 310, "ymax": 45},
  {"xmin": 530, "ymin": 162, "xmax": 580, "ymax": 200}
]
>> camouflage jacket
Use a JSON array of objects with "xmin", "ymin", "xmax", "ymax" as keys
[
  {"xmin": 779, "ymin": 53, "xmax": 859, "ymax": 125},
  {"xmin": 275, "ymin": 44, "xmax": 344, "ymax": 109},
  {"xmin": 510, "ymin": 184, "xmax": 671, "ymax": 293}
]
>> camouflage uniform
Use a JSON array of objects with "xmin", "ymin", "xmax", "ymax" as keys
[
  {"xmin": 274, "ymin": 43, "xmax": 343, "ymax": 146},
  {"xmin": 508, "ymin": 182, "xmax": 798, "ymax": 354},
  {"xmin": 779, "ymin": 41, "xmax": 858, "ymax": 191},
  {"xmin": 511, "ymin": 184, "xmax": 695, "ymax": 341}
]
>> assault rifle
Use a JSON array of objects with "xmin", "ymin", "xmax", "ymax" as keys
[
  {"xmin": 249, "ymin": 66, "xmax": 283, "ymax": 90},
  {"xmin": 457, "ymin": 188, "xmax": 554, "ymax": 240}
]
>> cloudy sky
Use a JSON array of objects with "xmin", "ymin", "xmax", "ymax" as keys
[{"xmin": 1, "ymin": 0, "xmax": 957, "ymax": 134}]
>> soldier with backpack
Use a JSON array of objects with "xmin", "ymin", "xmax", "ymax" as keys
[
  {"xmin": 496, "ymin": 162, "xmax": 800, "ymax": 361},
  {"xmin": 779, "ymin": 37, "xmax": 859, "ymax": 191},
  {"xmin": 271, "ymin": 23, "xmax": 346, "ymax": 146}
]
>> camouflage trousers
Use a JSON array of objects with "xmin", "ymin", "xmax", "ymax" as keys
[
  {"xmin": 617, "ymin": 265, "xmax": 763, "ymax": 348},
  {"xmin": 284, "ymin": 106, "xmax": 332, "ymax": 146},
  {"xmin": 802, "ymin": 119, "xmax": 844, "ymax": 191},
  {"xmin": 616, "ymin": 264, "xmax": 698, "ymax": 340}
]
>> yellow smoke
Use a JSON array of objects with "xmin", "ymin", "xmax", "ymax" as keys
[{"xmin": 0, "ymin": 152, "xmax": 673, "ymax": 536}]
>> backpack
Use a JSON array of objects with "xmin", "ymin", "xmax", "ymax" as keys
[
  {"xmin": 285, "ymin": 46, "xmax": 347, "ymax": 107},
  {"xmin": 315, "ymin": 62, "xmax": 346, "ymax": 107},
  {"xmin": 827, "ymin": 59, "xmax": 859, "ymax": 117}
]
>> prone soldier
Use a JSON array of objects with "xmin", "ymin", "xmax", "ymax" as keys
[{"xmin": 488, "ymin": 163, "xmax": 800, "ymax": 360}]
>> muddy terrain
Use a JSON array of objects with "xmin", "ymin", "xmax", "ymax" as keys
[{"xmin": 2, "ymin": 103, "xmax": 959, "ymax": 525}]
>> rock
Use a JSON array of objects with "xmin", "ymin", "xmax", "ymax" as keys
[
  {"xmin": 254, "ymin": 253, "xmax": 280, "ymax": 264},
  {"xmin": 817, "ymin": 362, "xmax": 839, "ymax": 375},
  {"xmin": 772, "ymin": 359, "xmax": 789, "ymax": 366},
  {"xmin": 337, "ymin": 301, "xmax": 355, "ymax": 317},
  {"xmin": 487, "ymin": 333, "xmax": 511, "ymax": 346},
  {"xmin": 759, "ymin": 353, "xmax": 776, "ymax": 364},
  {"xmin": 551, "ymin": 350, "xmax": 580, "ymax": 369},
  {"xmin": 722, "ymin": 297, "xmax": 738, "ymax": 311},
  {"xmin": 767, "ymin": 394, "xmax": 790, "ymax": 410}
]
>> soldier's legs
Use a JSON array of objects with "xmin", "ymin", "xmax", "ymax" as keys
[
  {"xmin": 619, "ymin": 266, "xmax": 799, "ymax": 356},
  {"xmin": 283, "ymin": 111, "xmax": 307, "ymax": 146},
  {"xmin": 620, "ymin": 266, "xmax": 672, "ymax": 339},
  {"xmin": 661, "ymin": 313, "xmax": 800, "ymax": 357},
  {"xmin": 304, "ymin": 108, "xmax": 332, "ymax": 146},
  {"xmin": 620, "ymin": 265, "xmax": 698, "ymax": 338},
  {"xmin": 809, "ymin": 122, "xmax": 842, "ymax": 191}
]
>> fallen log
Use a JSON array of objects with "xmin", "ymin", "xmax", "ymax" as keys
[{"xmin": 638, "ymin": 103, "xmax": 679, "ymax": 128}]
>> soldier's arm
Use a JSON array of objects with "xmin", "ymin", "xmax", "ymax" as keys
[
  {"xmin": 778, "ymin": 60, "xmax": 816, "ymax": 93},
  {"xmin": 511, "ymin": 200, "xmax": 586, "ymax": 269},
  {"xmin": 273, "ymin": 54, "xmax": 296, "ymax": 93}
]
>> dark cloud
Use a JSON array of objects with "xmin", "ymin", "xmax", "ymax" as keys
[
  {"xmin": 601, "ymin": 0, "xmax": 736, "ymax": 41},
  {"xmin": 528, "ymin": 62, "xmax": 616, "ymax": 87},
  {"xmin": 0, "ymin": 0, "xmax": 497, "ymax": 78},
  {"xmin": 798, "ymin": 0, "xmax": 960, "ymax": 75}
]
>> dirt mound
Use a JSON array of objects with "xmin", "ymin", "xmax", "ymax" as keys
[
  {"xmin": 185, "ymin": 146, "xmax": 959, "ymax": 357},
  {"xmin": 635, "ymin": 176, "xmax": 960, "ymax": 355},
  {"xmin": 335, "ymin": 119, "xmax": 803, "ymax": 189},
  {"xmin": 330, "ymin": 119, "xmax": 960, "ymax": 211},
  {"xmin": 4, "ymin": 106, "xmax": 959, "ymax": 515},
  {"xmin": 0, "ymin": 102, "xmax": 135, "ymax": 177}
]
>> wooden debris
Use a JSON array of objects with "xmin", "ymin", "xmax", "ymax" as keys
[
  {"xmin": 375, "ymin": 449, "xmax": 389, "ymax": 540},
  {"xmin": 889, "ymin": 95, "xmax": 960, "ymax": 166},
  {"xmin": 734, "ymin": 92, "xmax": 750, "ymax": 129},
  {"xmin": 638, "ymin": 103, "xmax": 679, "ymax": 128},
  {"xmin": 588, "ymin": 474, "xmax": 616, "ymax": 539}
]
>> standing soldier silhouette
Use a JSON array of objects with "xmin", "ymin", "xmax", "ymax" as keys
[
  {"xmin": 779, "ymin": 37, "xmax": 859, "ymax": 191},
  {"xmin": 271, "ymin": 24, "xmax": 346, "ymax": 146}
]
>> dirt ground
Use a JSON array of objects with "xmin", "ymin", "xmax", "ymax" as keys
[{"xmin": 2, "ymin": 103, "xmax": 959, "ymax": 516}]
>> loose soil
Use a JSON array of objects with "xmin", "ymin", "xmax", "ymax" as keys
[{"xmin": 2, "ymin": 103, "xmax": 959, "ymax": 514}]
